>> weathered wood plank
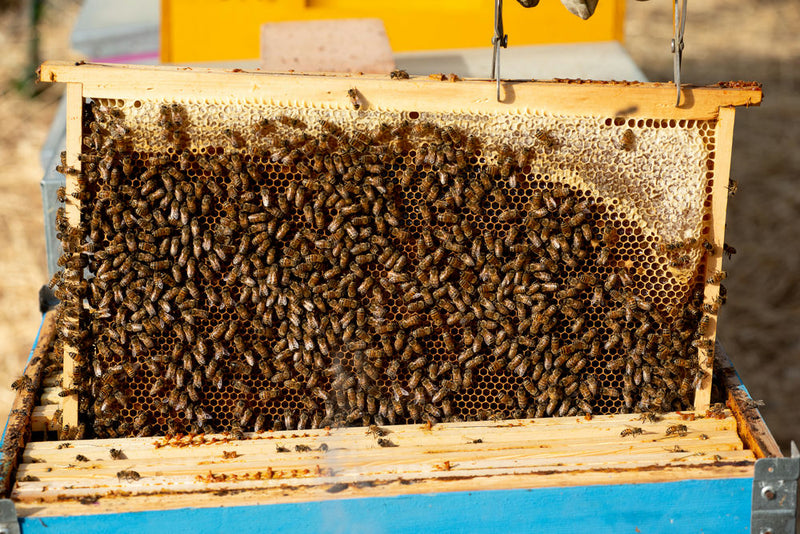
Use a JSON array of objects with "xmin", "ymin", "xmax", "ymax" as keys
[
  {"xmin": 30, "ymin": 405, "xmax": 60, "ymax": 433},
  {"xmin": 0, "ymin": 313, "xmax": 56, "ymax": 496},
  {"xmin": 60, "ymin": 81, "xmax": 82, "ymax": 431},
  {"xmin": 38, "ymin": 61, "xmax": 762, "ymax": 120},
  {"xmin": 11, "ymin": 410, "xmax": 754, "ymax": 517}
]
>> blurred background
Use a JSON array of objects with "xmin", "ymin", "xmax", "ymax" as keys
[{"xmin": 0, "ymin": 0, "xmax": 796, "ymax": 453}]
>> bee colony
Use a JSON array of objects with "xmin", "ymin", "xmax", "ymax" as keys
[{"xmin": 43, "ymin": 63, "xmax": 761, "ymax": 440}]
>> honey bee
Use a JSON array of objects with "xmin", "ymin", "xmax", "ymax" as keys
[
  {"xmin": 620, "ymin": 426, "xmax": 644, "ymax": 437},
  {"xmin": 670, "ymin": 255, "xmax": 691, "ymax": 268},
  {"xmin": 347, "ymin": 88, "xmax": 362, "ymax": 110},
  {"xmin": 665, "ymin": 424, "xmax": 688, "ymax": 436},
  {"xmin": 697, "ymin": 315, "xmax": 710, "ymax": 334},
  {"xmin": 706, "ymin": 270, "xmax": 727, "ymax": 284},
  {"xmin": 11, "ymin": 375, "xmax": 33, "ymax": 392},
  {"xmin": 727, "ymin": 180, "xmax": 738, "ymax": 196},
  {"xmin": 722, "ymin": 243, "xmax": 736, "ymax": 259},
  {"xmin": 116, "ymin": 470, "xmax": 141, "ymax": 482},
  {"xmin": 597, "ymin": 247, "xmax": 611, "ymax": 266},
  {"xmin": 534, "ymin": 128, "xmax": 556, "ymax": 149},
  {"xmin": 617, "ymin": 129, "xmax": 635, "ymax": 151}
]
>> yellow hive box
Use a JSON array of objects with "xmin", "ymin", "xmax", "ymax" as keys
[{"xmin": 160, "ymin": 0, "xmax": 626, "ymax": 63}]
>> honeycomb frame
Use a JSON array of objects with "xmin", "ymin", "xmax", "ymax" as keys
[{"xmin": 40, "ymin": 62, "xmax": 762, "ymax": 436}]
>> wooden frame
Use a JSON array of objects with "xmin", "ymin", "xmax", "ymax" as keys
[
  {"xmin": 0, "ymin": 313, "xmax": 55, "ymax": 497},
  {"xmin": 39, "ymin": 62, "xmax": 761, "ymax": 118},
  {"xmin": 37, "ymin": 61, "xmax": 762, "ymax": 430},
  {"xmin": 4, "ymin": 333, "xmax": 772, "ymax": 530},
  {"xmin": 2, "ymin": 312, "xmax": 777, "ymax": 531}
]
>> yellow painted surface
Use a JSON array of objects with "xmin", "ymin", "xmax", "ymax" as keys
[{"xmin": 161, "ymin": 0, "xmax": 625, "ymax": 63}]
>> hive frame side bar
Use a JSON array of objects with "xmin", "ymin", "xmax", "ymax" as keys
[
  {"xmin": 693, "ymin": 106, "xmax": 736, "ymax": 414},
  {"xmin": 716, "ymin": 343, "xmax": 782, "ymax": 459},
  {"xmin": 61, "ymin": 82, "xmax": 82, "ymax": 430},
  {"xmin": 38, "ymin": 61, "xmax": 762, "ymax": 120}
]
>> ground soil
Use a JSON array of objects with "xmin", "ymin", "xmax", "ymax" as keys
[
  {"xmin": 625, "ymin": 0, "xmax": 800, "ymax": 455},
  {"xmin": 0, "ymin": 0, "xmax": 796, "ymax": 454}
]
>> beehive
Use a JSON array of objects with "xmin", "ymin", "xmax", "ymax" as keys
[{"xmin": 40, "ymin": 62, "xmax": 762, "ymax": 438}]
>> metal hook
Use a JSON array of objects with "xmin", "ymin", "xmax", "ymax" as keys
[
  {"xmin": 491, "ymin": 0, "xmax": 508, "ymax": 102},
  {"xmin": 672, "ymin": 0, "xmax": 687, "ymax": 106}
]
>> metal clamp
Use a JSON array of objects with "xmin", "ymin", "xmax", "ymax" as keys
[
  {"xmin": 752, "ymin": 441, "xmax": 799, "ymax": 534},
  {"xmin": 671, "ymin": 0, "xmax": 687, "ymax": 106},
  {"xmin": 491, "ymin": 0, "xmax": 508, "ymax": 102},
  {"xmin": 0, "ymin": 499, "xmax": 20, "ymax": 534}
]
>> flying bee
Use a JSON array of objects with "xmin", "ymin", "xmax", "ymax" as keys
[{"xmin": 722, "ymin": 243, "xmax": 736, "ymax": 259}]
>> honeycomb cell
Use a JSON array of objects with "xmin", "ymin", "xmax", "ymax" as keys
[{"xmin": 55, "ymin": 97, "xmax": 719, "ymax": 437}]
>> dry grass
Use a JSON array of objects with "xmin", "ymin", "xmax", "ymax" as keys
[
  {"xmin": 625, "ymin": 0, "xmax": 800, "ymax": 455},
  {"xmin": 0, "ymin": 0, "xmax": 796, "ymax": 454},
  {"xmin": 0, "ymin": 0, "xmax": 79, "ymax": 423}
]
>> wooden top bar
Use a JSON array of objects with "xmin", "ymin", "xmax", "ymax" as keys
[{"xmin": 38, "ymin": 61, "xmax": 762, "ymax": 120}]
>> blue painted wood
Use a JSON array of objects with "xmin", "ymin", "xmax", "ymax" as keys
[{"xmin": 18, "ymin": 477, "xmax": 753, "ymax": 534}]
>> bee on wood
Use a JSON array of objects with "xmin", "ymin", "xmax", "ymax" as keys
[
  {"xmin": 620, "ymin": 426, "xmax": 644, "ymax": 438},
  {"xmin": 665, "ymin": 424, "xmax": 688, "ymax": 436},
  {"xmin": 727, "ymin": 180, "xmax": 738, "ymax": 196},
  {"xmin": 697, "ymin": 315, "xmax": 710, "ymax": 335},
  {"xmin": 366, "ymin": 424, "xmax": 390, "ymax": 438},
  {"xmin": 390, "ymin": 69, "xmax": 410, "ymax": 79},
  {"xmin": 347, "ymin": 88, "xmax": 362, "ymax": 110},
  {"xmin": 116, "ymin": 470, "xmax": 141, "ymax": 482},
  {"xmin": 636, "ymin": 412, "xmax": 661, "ymax": 424},
  {"xmin": 706, "ymin": 270, "xmax": 727, "ymax": 284},
  {"xmin": 11, "ymin": 375, "xmax": 33, "ymax": 392}
]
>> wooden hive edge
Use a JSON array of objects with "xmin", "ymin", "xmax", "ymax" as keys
[
  {"xmin": 12, "ymin": 410, "xmax": 754, "ymax": 517},
  {"xmin": 37, "ymin": 61, "xmax": 762, "ymax": 119},
  {"xmin": 0, "ymin": 312, "xmax": 57, "ymax": 496}
]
